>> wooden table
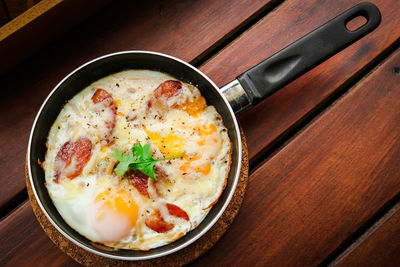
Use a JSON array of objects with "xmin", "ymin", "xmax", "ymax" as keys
[{"xmin": 1, "ymin": 0, "xmax": 400, "ymax": 265}]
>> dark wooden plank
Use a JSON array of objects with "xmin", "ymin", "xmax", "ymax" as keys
[
  {"xmin": 0, "ymin": 0, "xmax": 9, "ymax": 26},
  {"xmin": 2, "ymin": 0, "xmax": 399, "ymax": 265},
  {"xmin": 335, "ymin": 202, "xmax": 400, "ymax": 267},
  {"xmin": 200, "ymin": 0, "xmax": 400, "ymax": 161},
  {"xmin": 0, "ymin": 0, "xmax": 112, "ymax": 74},
  {"xmin": 3, "ymin": 46, "xmax": 399, "ymax": 267},
  {"xmin": 0, "ymin": 0, "xmax": 272, "ymax": 213},
  {"xmin": 193, "ymin": 49, "xmax": 400, "ymax": 265},
  {"xmin": 4, "ymin": 0, "xmax": 39, "ymax": 19},
  {"xmin": 0, "ymin": 202, "xmax": 79, "ymax": 267}
]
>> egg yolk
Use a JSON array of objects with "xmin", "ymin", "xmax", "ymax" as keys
[
  {"xmin": 176, "ymin": 96, "xmax": 207, "ymax": 117},
  {"xmin": 195, "ymin": 123, "xmax": 217, "ymax": 143},
  {"xmin": 93, "ymin": 189, "xmax": 138, "ymax": 242},
  {"xmin": 180, "ymin": 123, "xmax": 219, "ymax": 175},
  {"xmin": 144, "ymin": 122, "xmax": 219, "ymax": 176},
  {"xmin": 143, "ymin": 125, "xmax": 184, "ymax": 157},
  {"xmin": 180, "ymin": 154, "xmax": 211, "ymax": 175}
]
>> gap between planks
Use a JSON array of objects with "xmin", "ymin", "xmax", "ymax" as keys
[
  {"xmin": 317, "ymin": 45, "xmax": 400, "ymax": 263},
  {"xmin": 192, "ymin": 37, "xmax": 400, "ymax": 266},
  {"xmin": 0, "ymin": 0, "xmax": 286, "ymax": 221},
  {"xmin": 327, "ymin": 192, "xmax": 400, "ymax": 266},
  {"xmin": 2, "ymin": 2, "xmax": 400, "ymax": 265},
  {"xmin": 243, "ymin": 42, "xmax": 400, "ymax": 265},
  {"xmin": 247, "ymin": 44, "xmax": 400, "ymax": 266},
  {"xmin": 248, "ymin": 38, "xmax": 400, "ymax": 176},
  {"xmin": 192, "ymin": 0, "xmax": 285, "ymax": 68}
]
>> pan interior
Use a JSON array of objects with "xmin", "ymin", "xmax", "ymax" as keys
[{"xmin": 29, "ymin": 52, "xmax": 240, "ymax": 259}]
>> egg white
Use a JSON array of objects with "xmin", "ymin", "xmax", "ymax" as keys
[{"xmin": 44, "ymin": 70, "xmax": 231, "ymax": 250}]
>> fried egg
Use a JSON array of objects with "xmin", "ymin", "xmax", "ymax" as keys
[{"xmin": 44, "ymin": 70, "xmax": 232, "ymax": 250}]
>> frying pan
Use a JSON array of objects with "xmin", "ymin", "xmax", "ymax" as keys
[{"xmin": 28, "ymin": 2, "xmax": 381, "ymax": 261}]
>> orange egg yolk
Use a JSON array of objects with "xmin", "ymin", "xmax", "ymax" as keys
[
  {"xmin": 176, "ymin": 96, "xmax": 207, "ymax": 117},
  {"xmin": 180, "ymin": 154, "xmax": 211, "ymax": 175},
  {"xmin": 94, "ymin": 189, "xmax": 138, "ymax": 242},
  {"xmin": 195, "ymin": 123, "xmax": 217, "ymax": 145},
  {"xmin": 143, "ymin": 125, "xmax": 184, "ymax": 157}
]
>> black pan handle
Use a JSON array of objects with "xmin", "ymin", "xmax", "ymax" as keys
[{"xmin": 232, "ymin": 2, "xmax": 380, "ymax": 110}]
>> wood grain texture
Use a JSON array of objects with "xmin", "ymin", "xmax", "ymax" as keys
[
  {"xmin": 0, "ymin": 201, "xmax": 80, "ymax": 267},
  {"xmin": 200, "ymin": 0, "xmax": 400, "ymax": 161},
  {"xmin": 0, "ymin": 0, "xmax": 271, "ymax": 213},
  {"xmin": 0, "ymin": 0, "xmax": 112, "ymax": 74},
  {"xmin": 192, "ymin": 48, "xmax": 400, "ymax": 265},
  {"xmin": 335, "ymin": 202, "xmax": 400, "ymax": 267},
  {"xmin": 16, "ymin": 130, "xmax": 247, "ymax": 266},
  {"xmin": 4, "ymin": 0, "xmax": 41, "ymax": 19},
  {"xmin": 2, "ymin": 0, "xmax": 400, "ymax": 265}
]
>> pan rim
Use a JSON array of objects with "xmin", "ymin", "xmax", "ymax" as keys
[{"xmin": 27, "ymin": 50, "xmax": 242, "ymax": 261}]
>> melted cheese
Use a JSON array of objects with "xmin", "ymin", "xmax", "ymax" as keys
[{"xmin": 44, "ymin": 70, "xmax": 232, "ymax": 250}]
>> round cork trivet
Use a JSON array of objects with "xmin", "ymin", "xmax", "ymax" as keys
[{"xmin": 26, "ymin": 129, "xmax": 248, "ymax": 266}]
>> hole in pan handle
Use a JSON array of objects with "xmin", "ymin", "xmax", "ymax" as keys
[{"xmin": 221, "ymin": 2, "xmax": 381, "ymax": 114}]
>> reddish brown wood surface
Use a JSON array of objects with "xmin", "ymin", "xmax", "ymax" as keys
[
  {"xmin": 200, "ymin": 0, "xmax": 400, "ymax": 161},
  {"xmin": 335, "ymin": 202, "xmax": 400, "ymax": 267},
  {"xmin": 0, "ymin": 0, "xmax": 112, "ymax": 74},
  {"xmin": 0, "ymin": 202, "xmax": 80, "ymax": 266},
  {"xmin": 193, "ymin": 48, "xmax": 400, "ymax": 266},
  {"xmin": 1, "ymin": 0, "xmax": 400, "ymax": 265},
  {"xmin": 0, "ymin": 0, "xmax": 272, "ymax": 212},
  {"xmin": 3, "ymin": 48, "xmax": 400, "ymax": 266}
]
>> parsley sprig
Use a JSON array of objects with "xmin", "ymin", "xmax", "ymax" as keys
[{"xmin": 112, "ymin": 142, "xmax": 184, "ymax": 181}]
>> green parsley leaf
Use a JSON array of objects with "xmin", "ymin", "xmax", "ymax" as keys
[
  {"xmin": 112, "ymin": 149, "xmax": 139, "ymax": 176},
  {"xmin": 112, "ymin": 141, "xmax": 185, "ymax": 181}
]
